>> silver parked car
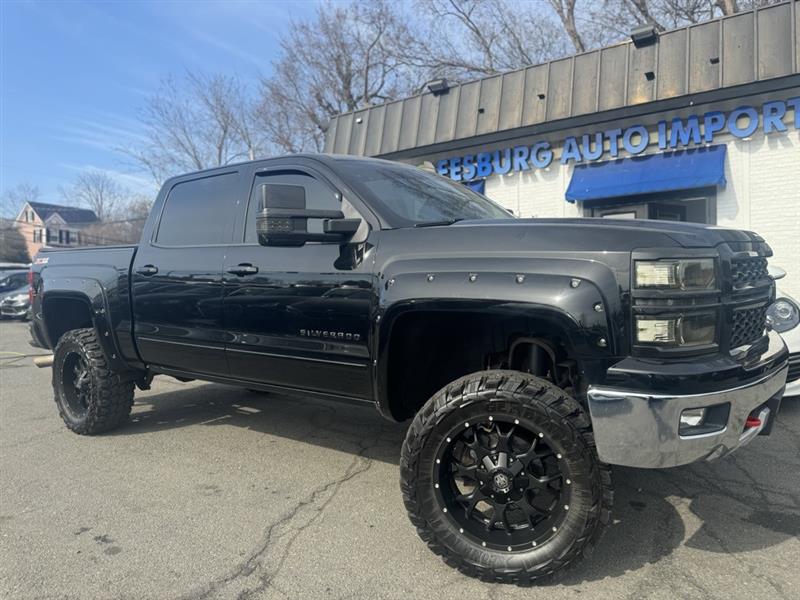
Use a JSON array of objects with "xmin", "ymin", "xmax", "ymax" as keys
[
  {"xmin": 0, "ymin": 269, "xmax": 31, "ymax": 321},
  {"xmin": 769, "ymin": 287, "xmax": 799, "ymax": 397}
]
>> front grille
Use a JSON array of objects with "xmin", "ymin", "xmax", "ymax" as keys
[
  {"xmin": 731, "ymin": 257, "xmax": 768, "ymax": 287},
  {"xmin": 730, "ymin": 305, "xmax": 767, "ymax": 348},
  {"xmin": 788, "ymin": 353, "xmax": 800, "ymax": 384}
]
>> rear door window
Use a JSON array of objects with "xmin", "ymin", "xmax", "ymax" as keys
[{"xmin": 156, "ymin": 172, "xmax": 238, "ymax": 246}]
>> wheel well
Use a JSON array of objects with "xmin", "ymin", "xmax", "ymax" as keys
[
  {"xmin": 42, "ymin": 296, "xmax": 94, "ymax": 348},
  {"xmin": 385, "ymin": 310, "xmax": 578, "ymax": 421}
]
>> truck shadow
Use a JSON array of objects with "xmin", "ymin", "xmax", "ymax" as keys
[
  {"xmin": 117, "ymin": 383, "xmax": 800, "ymax": 584},
  {"xmin": 119, "ymin": 382, "xmax": 408, "ymax": 466}
]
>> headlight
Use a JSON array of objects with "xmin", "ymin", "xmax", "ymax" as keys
[
  {"xmin": 635, "ymin": 259, "xmax": 715, "ymax": 290},
  {"xmin": 767, "ymin": 298, "xmax": 799, "ymax": 333},
  {"xmin": 636, "ymin": 313, "xmax": 716, "ymax": 346},
  {"xmin": 6, "ymin": 293, "xmax": 28, "ymax": 303}
]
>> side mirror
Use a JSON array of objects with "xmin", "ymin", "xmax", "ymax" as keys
[{"xmin": 255, "ymin": 183, "xmax": 360, "ymax": 247}]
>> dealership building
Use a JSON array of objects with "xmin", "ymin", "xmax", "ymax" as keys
[{"xmin": 324, "ymin": 1, "xmax": 800, "ymax": 298}]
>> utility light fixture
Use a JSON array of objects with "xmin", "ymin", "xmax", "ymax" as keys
[
  {"xmin": 630, "ymin": 24, "xmax": 658, "ymax": 47},
  {"xmin": 426, "ymin": 78, "xmax": 450, "ymax": 95}
]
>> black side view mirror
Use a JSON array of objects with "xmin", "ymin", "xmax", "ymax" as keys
[{"xmin": 255, "ymin": 183, "xmax": 360, "ymax": 247}]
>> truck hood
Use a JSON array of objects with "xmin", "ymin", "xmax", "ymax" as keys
[{"xmin": 448, "ymin": 218, "xmax": 767, "ymax": 251}]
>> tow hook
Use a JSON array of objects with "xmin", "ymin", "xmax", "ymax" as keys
[{"xmin": 33, "ymin": 354, "xmax": 54, "ymax": 368}]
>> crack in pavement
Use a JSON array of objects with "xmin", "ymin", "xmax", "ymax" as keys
[{"xmin": 182, "ymin": 436, "xmax": 381, "ymax": 600}]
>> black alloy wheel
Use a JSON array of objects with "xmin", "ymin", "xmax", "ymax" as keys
[
  {"xmin": 434, "ymin": 416, "xmax": 569, "ymax": 553},
  {"xmin": 401, "ymin": 370, "xmax": 612, "ymax": 584},
  {"xmin": 53, "ymin": 328, "xmax": 135, "ymax": 435},
  {"xmin": 61, "ymin": 351, "xmax": 93, "ymax": 421}
]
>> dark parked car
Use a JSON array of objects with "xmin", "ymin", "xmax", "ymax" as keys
[
  {"xmin": 0, "ymin": 269, "xmax": 30, "ymax": 320},
  {"xmin": 28, "ymin": 155, "xmax": 789, "ymax": 583}
]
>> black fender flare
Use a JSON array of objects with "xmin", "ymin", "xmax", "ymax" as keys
[
  {"xmin": 371, "ymin": 257, "xmax": 622, "ymax": 420},
  {"xmin": 39, "ymin": 276, "xmax": 133, "ymax": 373}
]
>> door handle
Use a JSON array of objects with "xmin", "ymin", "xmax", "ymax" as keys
[
  {"xmin": 136, "ymin": 264, "xmax": 158, "ymax": 276},
  {"xmin": 226, "ymin": 264, "xmax": 259, "ymax": 276}
]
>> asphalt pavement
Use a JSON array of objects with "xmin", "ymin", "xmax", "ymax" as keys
[{"xmin": 1, "ymin": 320, "xmax": 798, "ymax": 599}]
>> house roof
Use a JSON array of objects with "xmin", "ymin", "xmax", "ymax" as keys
[
  {"xmin": 28, "ymin": 201, "xmax": 99, "ymax": 225},
  {"xmin": 324, "ymin": 0, "xmax": 800, "ymax": 159}
]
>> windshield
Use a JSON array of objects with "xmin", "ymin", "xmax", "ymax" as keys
[
  {"xmin": 0, "ymin": 272, "xmax": 27, "ymax": 291},
  {"xmin": 334, "ymin": 159, "xmax": 514, "ymax": 228}
]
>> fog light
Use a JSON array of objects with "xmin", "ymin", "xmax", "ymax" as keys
[
  {"xmin": 636, "ymin": 318, "xmax": 677, "ymax": 343},
  {"xmin": 680, "ymin": 408, "xmax": 706, "ymax": 428}
]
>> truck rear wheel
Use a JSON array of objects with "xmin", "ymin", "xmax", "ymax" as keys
[
  {"xmin": 400, "ymin": 370, "xmax": 612, "ymax": 583},
  {"xmin": 52, "ymin": 328, "xmax": 134, "ymax": 435}
]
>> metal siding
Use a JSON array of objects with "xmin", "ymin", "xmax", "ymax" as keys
[
  {"xmin": 380, "ymin": 102, "xmax": 403, "ymax": 154},
  {"xmin": 598, "ymin": 45, "xmax": 627, "ymax": 111},
  {"xmin": 722, "ymin": 13, "xmax": 755, "ymax": 86},
  {"xmin": 329, "ymin": 3, "xmax": 798, "ymax": 156},
  {"xmin": 657, "ymin": 29, "xmax": 687, "ymax": 99},
  {"xmin": 323, "ymin": 117, "xmax": 337, "ymax": 154},
  {"xmin": 333, "ymin": 113, "xmax": 353, "ymax": 155},
  {"xmin": 455, "ymin": 81, "xmax": 481, "ymax": 139},
  {"xmin": 348, "ymin": 110, "xmax": 369, "ymax": 155},
  {"xmin": 521, "ymin": 64, "xmax": 548, "ymax": 125},
  {"xmin": 364, "ymin": 104, "xmax": 385, "ymax": 156},
  {"xmin": 547, "ymin": 58, "xmax": 573, "ymax": 120},
  {"xmin": 398, "ymin": 96, "xmax": 422, "ymax": 150},
  {"xmin": 417, "ymin": 93, "xmax": 440, "ymax": 148},
  {"xmin": 476, "ymin": 76, "xmax": 502, "ymax": 135},
  {"xmin": 572, "ymin": 51, "xmax": 599, "ymax": 115},
  {"xmin": 758, "ymin": 3, "xmax": 793, "ymax": 79},
  {"xmin": 434, "ymin": 86, "xmax": 460, "ymax": 144},
  {"xmin": 498, "ymin": 70, "xmax": 525, "ymax": 131},
  {"xmin": 627, "ymin": 43, "xmax": 656, "ymax": 105},
  {"xmin": 689, "ymin": 22, "xmax": 721, "ymax": 93}
]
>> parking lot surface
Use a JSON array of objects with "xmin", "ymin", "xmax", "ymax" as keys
[{"xmin": 1, "ymin": 320, "xmax": 798, "ymax": 599}]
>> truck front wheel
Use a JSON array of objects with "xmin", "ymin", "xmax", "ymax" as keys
[
  {"xmin": 400, "ymin": 370, "xmax": 612, "ymax": 583},
  {"xmin": 52, "ymin": 328, "xmax": 135, "ymax": 435}
]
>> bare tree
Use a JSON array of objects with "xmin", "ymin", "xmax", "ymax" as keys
[
  {"xmin": 60, "ymin": 170, "xmax": 125, "ymax": 222},
  {"xmin": 125, "ymin": 73, "xmax": 266, "ymax": 185},
  {"xmin": 1, "ymin": 182, "xmax": 41, "ymax": 219},
  {"xmin": 81, "ymin": 196, "xmax": 152, "ymax": 245},
  {"xmin": 0, "ymin": 220, "xmax": 30, "ymax": 263},
  {"xmin": 259, "ymin": 0, "xmax": 420, "ymax": 153},
  {"xmin": 548, "ymin": 0, "xmax": 587, "ymax": 53},
  {"xmin": 591, "ymin": 0, "xmax": 779, "ymax": 35},
  {"xmin": 409, "ymin": 0, "xmax": 569, "ymax": 80}
]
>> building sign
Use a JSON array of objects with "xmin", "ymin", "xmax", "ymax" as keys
[{"xmin": 436, "ymin": 97, "xmax": 800, "ymax": 181}]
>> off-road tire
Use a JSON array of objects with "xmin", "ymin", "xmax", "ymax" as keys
[
  {"xmin": 400, "ymin": 370, "xmax": 612, "ymax": 584},
  {"xmin": 52, "ymin": 328, "xmax": 135, "ymax": 435}
]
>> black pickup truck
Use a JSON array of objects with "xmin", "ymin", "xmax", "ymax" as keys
[{"xmin": 30, "ymin": 154, "xmax": 789, "ymax": 583}]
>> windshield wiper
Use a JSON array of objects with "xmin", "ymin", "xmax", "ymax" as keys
[{"xmin": 414, "ymin": 218, "xmax": 464, "ymax": 228}]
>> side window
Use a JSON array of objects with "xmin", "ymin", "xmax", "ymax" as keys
[
  {"xmin": 244, "ymin": 171, "xmax": 341, "ymax": 244},
  {"xmin": 156, "ymin": 172, "xmax": 237, "ymax": 246}
]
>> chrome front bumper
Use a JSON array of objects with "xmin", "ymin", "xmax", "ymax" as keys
[{"xmin": 587, "ymin": 363, "xmax": 788, "ymax": 468}]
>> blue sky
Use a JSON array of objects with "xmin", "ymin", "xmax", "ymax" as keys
[{"xmin": 0, "ymin": 0, "xmax": 317, "ymax": 212}]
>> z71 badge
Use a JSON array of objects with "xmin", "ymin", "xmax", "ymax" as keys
[{"xmin": 300, "ymin": 329, "xmax": 361, "ymax": 341}]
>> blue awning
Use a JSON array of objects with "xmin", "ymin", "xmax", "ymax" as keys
[
  {"xmin": 565, "ymin": 145, "xmax": 726, "ymax": 204},
  {"xmin": 464, "ymin": 178, "xmax": 486, "ymax": 195}
]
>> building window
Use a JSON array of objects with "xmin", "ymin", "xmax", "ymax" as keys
[
  {"xmin": 45, "ymin": 229, "xmax": 51, "ymax": 243},
  {"xmin": 585, "ymin": 188, "xmax": 717, "ymax": 224},
  {"xmin": 33, "ymin": 229, "xmax": 41, "ymax": 243},
  {"xmin": 64, "ymin": 231, "xmax": 71, "ymax": 245}
]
